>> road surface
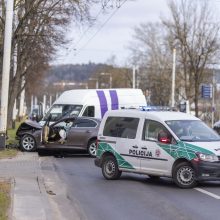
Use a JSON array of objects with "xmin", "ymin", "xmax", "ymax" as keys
[{"xmin": 41, "ymin": 154, "xmax": 220, "ymax": 220}]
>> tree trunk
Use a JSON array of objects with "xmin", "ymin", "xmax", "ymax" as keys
[{"xmin": 7, "ymin": 70, "xmax": 21, "ymax": 128}]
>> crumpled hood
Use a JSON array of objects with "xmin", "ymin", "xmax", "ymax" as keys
[{"xmin": 22, "ymin": 120, "xmax": 42, "ymax": 129}]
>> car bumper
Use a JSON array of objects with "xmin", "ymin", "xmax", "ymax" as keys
[
  {"xmin": 94, "ymin": 158, "xmax": 101, "ymax": 167},
  {"xmin": 192, "ymin": 160, "xmax": 220, "ymax": 181}
]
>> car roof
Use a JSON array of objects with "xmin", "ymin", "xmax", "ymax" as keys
[
  {"xmin": 105, "ymin": 110, "xmax": 200, "ymax": 122},
  {"xmin": 145, "ymin": 111, "xmax": 199, "ymax": 121}
]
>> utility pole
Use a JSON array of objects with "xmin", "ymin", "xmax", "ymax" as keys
[
  {"xmin": 212, "ymin": 70, "xmax": 215, "ymax": 128},
  {"xmin": 0, "ymin": 0, "xmax": 14, "ymax": 149},
  {"xmin": 171, "ymin": 48, "xmax": 176, "ymax": 108},
  {"xmin": 133, "ymin": 66, "xmax": 136, "ymax": 89}
]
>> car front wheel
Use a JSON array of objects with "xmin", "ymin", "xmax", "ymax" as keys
[
  {"xmin": 87, "ymin": 140, "xmax": 97, "ymax": 157},
  {"xmin": 20, "ymin": 135, "xmax": 36, "ymax": 152},
  {"xmin": 173, "ymin": 162, "xmax": 197, "ymax": 188},
  {"xmin": 102, "ymin": 155, "xmax": 121, "ymax": 180}
]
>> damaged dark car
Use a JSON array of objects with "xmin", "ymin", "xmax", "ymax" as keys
[{"xmin": 16, "ymin": 117, "xmax": 100, "ymax": 157}]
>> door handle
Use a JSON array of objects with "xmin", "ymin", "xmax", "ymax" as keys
[
  {"xmin": 141, "ymin": 147, "xmax": 147, "ymax": 150},
  {"xmin": 86, "ymin": 130, "xmax": 91, "ymax": 133},
  {"xmin": 132, "ymin": 145, "xmax": 138, "ymax": 149}
]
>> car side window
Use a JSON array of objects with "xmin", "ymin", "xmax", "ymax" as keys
[
  {"xmin": 82, "ymin": 106, "xmax": 95, "ymax": 117},
  {"xmin": 143, "ymin": 120, "xmax": 174, "ymax": 143},
  {"xmin": 103, "ymin": 117, "xmax": 139, "ymax": 139},
  {"xmin": 73, "ymin": 119, "xmax": 97, "ymax": 128}
]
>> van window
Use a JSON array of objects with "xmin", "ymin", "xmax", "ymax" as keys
[
  {"xmin": 82, "ymin": 106, "xmax": 95, "ymax": 117},
  {"xmin": 143, "ymin": 120, "xmax": 171, "ymax": 142},
  {"xmin": 166, "ymin": 120, "xmax": 220, "ymax": 141},
  {"xmin": 103, "ymin": 117, "xmax": 139, "ymax": 139},
  {"xmin": 44, "ymin": 104, "xmax": 83, "ymax": 121}
]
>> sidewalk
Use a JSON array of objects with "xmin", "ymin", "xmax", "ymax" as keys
[{"xmin": 0, "ymin": 152, "xmax": 54, "ymax": 220}]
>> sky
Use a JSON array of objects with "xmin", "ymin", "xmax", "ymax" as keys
[{"xmin": 54, "ymin": 0, "xmax": 220, "ymax": 66}]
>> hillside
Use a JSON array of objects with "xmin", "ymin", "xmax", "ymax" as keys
[{"xmin": 45, "ymin": 63, "xmax": 112, "ymax": 83}]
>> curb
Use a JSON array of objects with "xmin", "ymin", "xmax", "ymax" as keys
[
  {"xmin": 8, "ymin": 177, "xmax": 15, "ymax": 220},
  {"xmin": 40, "ymin": 157, "xmax": 87, "ymax": 220}
]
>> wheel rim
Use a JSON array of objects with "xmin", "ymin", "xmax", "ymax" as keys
[
  {"xmin": 22, "ymin": 136, "xmax": 35, "ymax": 151},
  {"xmin": 89, "ymin": 142, "xmax": 97, "ymax": 156},
  {"xmin": 105, "ymin": 160, "xmax": 116, "ymax": 177},
  {"xmin": 177, "ymin": 166, "xmax": 194, "ymax": 186}
]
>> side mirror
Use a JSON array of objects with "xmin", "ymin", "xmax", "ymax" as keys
[{"xmin": 158, "ymin": 131, "xmax": 171, "ymax": 144}]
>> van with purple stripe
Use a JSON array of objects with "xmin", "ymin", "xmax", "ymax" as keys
[{"xmin": 39, "ymin": 89, "xmax": 147, "ymax": 125}]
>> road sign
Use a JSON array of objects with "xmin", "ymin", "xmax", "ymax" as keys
[{"xmin": 201, "ymin": 84, "xmax": 212, "ymax": 99}]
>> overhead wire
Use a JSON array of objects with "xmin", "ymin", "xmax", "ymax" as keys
[
  {"xmin": 73, "ymin": 0, "xmax": 128, "ymax": 57},
  {"xmin": 66, "ymin": 0, "xmax": 112, "ymax": 53}
]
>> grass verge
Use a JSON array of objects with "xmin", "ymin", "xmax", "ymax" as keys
[
  {"xmin": 0, "ymin": 149, "xmax": 18, "ymax": 160},
  {"xmin": 0, "ymin": 121, "xmax": 21, "ymax": 159},
  {"xmin": 6, "ymin": 121, "xmax": 21, "ymax": 146},
  {"xmin": 0, "ymin": 181, "xmax": 10, "ymax": 220}
]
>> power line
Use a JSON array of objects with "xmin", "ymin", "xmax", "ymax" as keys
[
  {"xmin": 67, "ymin": 0, "xmax": 112, "ymax": 53},
  {"xmin": 73, "ymin": 0, "xmax": 128, "ymax": 57}
]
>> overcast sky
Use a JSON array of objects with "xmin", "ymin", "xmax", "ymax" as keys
[{"xmin": 54, "ymin": 0, "xmax": 220, "ymax": 66}]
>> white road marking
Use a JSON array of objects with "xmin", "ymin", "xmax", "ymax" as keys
[{"xmin": 194, "ymin": 188, "xmax": 220, "ymax": 199}]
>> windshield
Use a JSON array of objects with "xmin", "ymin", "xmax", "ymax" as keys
[
  {"xmin": 166, "ymin": 120, "xmax": 220, "ymax": 142},
  {"xmin": 43, "ymin": 104, "xmax": 83, "ymax": 121}
]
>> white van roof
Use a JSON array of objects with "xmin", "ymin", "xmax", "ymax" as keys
[
  {"xmin": 105, "ymin": 109, "xmax": 200, "ymax": 122},
  {"xmin": 54, "ymin": 89, "xmax": 144, "ymax": 105}
]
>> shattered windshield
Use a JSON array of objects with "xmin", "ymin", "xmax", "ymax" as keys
[
  {"xmin": 166, "ymin": 120, "xmax": 220, "ymax": 142},
  {"xmin": 43, "ymin": 104, "xmax": 83, "ymax": 121}
]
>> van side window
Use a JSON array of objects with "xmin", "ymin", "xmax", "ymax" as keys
[
  {"xmin": 82, "ymin": 106, "xmax": 95, "ymax": 117},
  {"xmin": 143, "ymin": 120, "xmax": 172, "ymax": 142},
  {"xmin": 103, "ymin": 117, "xmax": 139, "ymax": 139}
]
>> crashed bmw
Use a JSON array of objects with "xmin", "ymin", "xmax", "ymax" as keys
[{"xmin": 16, "ymin": 116, "xmax": 100, "ymax": 157}]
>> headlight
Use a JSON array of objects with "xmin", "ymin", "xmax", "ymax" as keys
[{"xmin": 197, "ymin": 153, "xmax": 219, "ymax": 162}]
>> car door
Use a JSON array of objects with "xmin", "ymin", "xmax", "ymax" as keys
[
  {"xmin": 139, "ymin": 119, "xmax": 174, "ymax": 176},
  {"xmin": 113, "ymin": 117, "xmax": 141, "ymax": 171},
  {"xmin": 65, "ymin": 118, "xmax": 98, "ymax": 147}
]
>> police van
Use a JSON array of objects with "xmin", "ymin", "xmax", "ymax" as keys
[{"xmin": 95, "ymin": 109, "xmax": 220, "ymax": 188}]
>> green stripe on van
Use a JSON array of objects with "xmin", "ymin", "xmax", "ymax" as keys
[
  {"xmin": 158, "ymin": 141, "xmax": 213, "ymax": 160},
  {"xmin": 97, "ymin": 142, "xmax": 134, "ymax": 170}
]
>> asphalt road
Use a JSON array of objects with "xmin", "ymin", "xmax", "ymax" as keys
[{"xmin": 50, "ymin": 154, "xmax": 220, "ymax": 220}]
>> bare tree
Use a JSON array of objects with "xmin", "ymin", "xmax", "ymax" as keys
[
  {"xmin": 129, "ymin": 23, "xmax": 173, "ymax": 105},
  {"xmin": 0, "ymin": 0, "xmax": 96, "ymax": 128},
  {"xmin": 163, "ymin": 0, "xmax": 220, "ymax": 116}
]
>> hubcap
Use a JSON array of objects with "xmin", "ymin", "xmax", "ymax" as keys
[
  {"xmin": 177, "ymin": 166, "xmax": 194, "ymax": 186},
  {"xmin": 22, "ymin": 136, "xmax": 35, "ymax": 151},
  {"xmin": 89, "ymin": 142, "xmax": 97, "ymax": 156},
  {"xmin": 105, "ymin": 160, "xmax": 115, "ymax": 176}
]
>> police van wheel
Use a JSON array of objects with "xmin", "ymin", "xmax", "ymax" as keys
[
  {"xmin": 173, "ymin": 162, "xmax": 197, "ymax": 188},
  {"xmin": 102, "ymin": 155, "xmax": 122, "ymax": 180}
]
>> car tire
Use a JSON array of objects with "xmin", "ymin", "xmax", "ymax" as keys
[
  {"xmin": 102, "ymin": 155, "xmax": 122, "ymax": 180},
  {"xmin": 87, "ymin": 140, "xmax": 97, "ymax": 157},
  {"xmin": 173, "ymin": 162, "xmax": 197, "ymax": 188},
  {"xmin": 20, "ymin": 134, "xmax": 36, "ymax": 152}
]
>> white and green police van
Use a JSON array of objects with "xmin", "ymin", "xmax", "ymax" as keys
[{"xmin": 95, "ymin": 110, "xmax": 220, "ymax": 188}]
